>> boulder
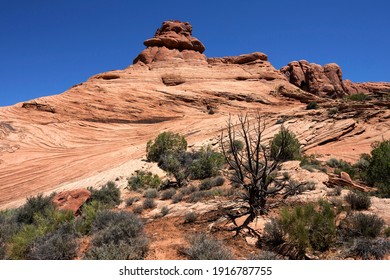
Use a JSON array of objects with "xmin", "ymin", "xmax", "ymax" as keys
[{"xmin": 52, "ymin": 189, "xmax": 91, "ymax": 215}]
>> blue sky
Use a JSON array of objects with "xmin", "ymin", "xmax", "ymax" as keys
[{"xmin": 1, "ymin": 0, "xmax": 389, "ymax": 106}]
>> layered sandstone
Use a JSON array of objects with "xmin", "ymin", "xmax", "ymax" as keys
[{"xmin": 280, "ymin": 60, "xmax": 390, "ymax": 97}]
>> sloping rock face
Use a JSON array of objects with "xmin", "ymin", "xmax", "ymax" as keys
[
  {"xmin": 280, "ymin": 60, "xmax": 390, "ymax": 97},
  {"xmin": 134, "ymin": 20, "xmax": 207, "ymax": 64}
]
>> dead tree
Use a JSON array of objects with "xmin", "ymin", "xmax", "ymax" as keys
[{"xmin": 220, "ymin": 113, "xmax": 294, "ymax": 237}]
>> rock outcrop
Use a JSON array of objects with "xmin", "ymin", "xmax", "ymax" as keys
[
  {"xmin": 280, "ymin": 60, "xmax": 390, "ymax": 98},
  {"xmin": 52, "ymin": 189, "xmax": 91, "ymax": 215},
  {"xmin": 133, "ymin": 20, "xmax": 207, "ymax": 64}
]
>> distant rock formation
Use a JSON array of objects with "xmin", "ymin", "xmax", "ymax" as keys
[
  {"xmin": 133, "ymin": 20, "xmax": 207, "ymax": 64},
  {"xmin": 280, "ymin": 60, "xmax": 390, "ymax": 98}
]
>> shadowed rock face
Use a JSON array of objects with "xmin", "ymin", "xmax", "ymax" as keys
[
  {"xmin": 134, "ymin": 20, "xmax": 207, "ymax": 64},
  {"xmin": 280, "ymin": 60, "xmax": 390, "ymax": 98}
]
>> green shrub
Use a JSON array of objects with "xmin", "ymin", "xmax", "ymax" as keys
[
  {"xmin": 142, "ymin": 198, "xmax": 156, "ymax": 209},
  {"xmin": 180, "ymin": 185, "xmax": 198, "ymax": 196},
  {"xmin": 74, "ymin": 201, "xmax": 102, "ymax": 235},
  {"xmin": 132, "ymin": 205, "xmax": 144, "ymax": 214},
  {"xmin": 160, "ymin": 188, "xmax": 176, "ymax": 200},
  {"xmin": 16, "ymin": 193, "xmax": 55, "ymax": 224},
  {"xmin": 171, "ymin": 193, "xmax": 183, "ymax": 204},
  {"xmin": 263, "ymin": 218, "xmax": 285, "ymax": 246},
  {"xmin": 159, "ymin": 151, "xmax": 191, "ymax": 187},
  {"xmin": 300, "ymin": 155, "xmax": 325, "ymax": 172},
  {"xmin": 0, "ymin": 210, "xmax": 20, "ymax": 259},
  {"xmin": 327, "ymin": 107, "xmax": 339, "ymax": 117},
  {"xmin": 279, "ymin": 201, "xmax": 336, "ymax": 256},
  {"xmin": 365, "ymin": 140, "xmax": 390, "ymax": 197},
  {"xmin": 146, "ymin": 131, "xmax": 187, "ymax": 162},
  {"xmin": 125, "ymin": 197, "xmax": 140, "ymax": 207},
  {"xmin": 91, "ymin": 210, "xmax": 145, "ymax": 246},
  {"xmin": 341, "ymin": 213, "xmax": 384, "ymax": 238},
  {"xmin": 143, "ymin": 188, "xmax": 158, "ymax": 199},
  {"xmin": 346, "ymin": 92, "xmax": 370, "ymax": 102},
  {"xmin": 160, "ymin": 206, "xmax": 169, "ymax": 216},
  {"xmin": 184, "ymin": 233, "xmax": 232, "ymax": 260},
  {"xmin": 229, "ymin": 140, "xmax": 244, "ymax": 153},
  {"xmin": 187, "ymin": 190, "xmax": 212, "ymax": 203},
  {"xmin": 327, "ymin": 187, "xmax": 342, "ymax": 197},
  {"xmin": 326, "ymin": 158, "xmax": 356, "ymax": 178},
  {"xmin": 84, "ymin": 239, "xmax": 149, "ymax": 260},
  {"xmin": 349, "ymin": 238, "xmax": 390, "ymax": 260},
  {"xmin": 306, "ymin": 102, "xmax": 319, "ymax": 110},
  {"xmin": 8, "ymin": 224, "xmax": 38, "ymax": 260},
  {"xmin": 127, "ymin": 170, "xmax": 161, "ymax": 191},
  {"xmin": 270, "ymin": 127, "xmax": 301, "ymax": 161},
  {"xmin": 189, "ymin": 145, "xmax": 225, "ymax": 180},
  {"xmin": 345, "ymin": 191, "xmax": 371, "ymax": 210},
  {"xmin": 88, "ymin": 181, "xmax": 121, "ymax": 207},
  {"xmin": 384, "ymin": 227, "xmax": 390, "ymax": 238},
  {"xmin": 184, "ymin": 212, "xmax": 197, "ymax": 223},
  {"xmin": 27, "ymin": 223, "xmax": 77, "ymax": 260}
]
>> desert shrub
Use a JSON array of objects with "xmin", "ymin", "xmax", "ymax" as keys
[
  {"xmin": 279, "ymin": 201, "xmax": 336, "ymax": 256},
  {"xmin": 160, "ymin": 206, "xmax": 169, "ymax": 217},
  {"xmin": 146, "ymin": 131, "xmax": 187, "ymax": 162},
  {"xmin": 171, "ymin": 193, "xmax": 183, "ymax": 204},
  {"xmin": 8, "ymin": 224, "xmax": 39, "ymax": 260},
  {"xmin": 132, "ymin": 205, "xmax": 144, "ymax": 214},
  {"xmin": 160, "ymin": 188, "xmax": 176, "ymax": 200},
  {"xmin": 349, "ymin": 238, "xmax": 390, "ymax": 260},
  {"xmin": 384, "ymin": 227, "xmax": 390, "ymax": 237},
  {"xmin": 84, "ymin": 239, "xmax": 149, "ymax": 260},
  {"xmin": 326, "ymin": 158, "xmax": 356, "ymax": 178},
  {"xmin": 208, "ymin": 188, "xmax": 224, "ymax": 197},
  {"xmin": 187, "ymin": 190, "xmax": 212, "ymax": 203},
  {"xmin": 180, "ymin": 185, "xmax": 198, "ymax": 196},
  {"xmin": 327, "ymin": 107, "xmax": 339, "ymax": 117},
  {"xmin": 284, "ymin": 180, "xmax": 315, "ymax": 197},
  {"xmin": 143, "ymin": 188, "xmax": 158, "ymax": 199},
  {"xmin": 229, "ymin": 139, "xmax": 244, "ymax": 153},
  {"xmin": 299, "ymin": 155, "xmax": 325, "ymax": 172},
  {"xmin": 214, "ymin": 176, "xmax": 225, "ymax": 186},
  {"xmin": 306, "ymin": 102, "xmax": 319, "ymax": 110},
  {"xmin": 199, "ymin": 178, "xmax": 214, "ymax": 191},
  {"xmin": 125, "ymin": 197, "xmax": 140, "ymax": 207},
  {"xmin": 16, "ymin": 193, "xmax": 54, "ymax": 224},
  {"xmin": 263, "ymin": 218, "xmax": 285, "ymax": 246},
  {"xmin": 142, "ymin": 198, "xmax": 156, "ymax": 209},
  {"xmin": 341, "ymin": 213, "xmax": 384, "ymax": 238},
  {"xmin": 184, "ymin": 211, "xmax": 197, "ymax": 223},
  {"xmin": 185, "ymin": 233, "xmax": 232, "ymax": 260},
  {"xmin": 345, "ymin": 191, "xmax": 371, "ymax": 210},
  {"xmin": 91, "ymin": 210, "xmax": 145, "ymax": 246},
  {"xmin": 0, "ymin": 210, "xmax": 20, "ymax": 259},
  {"xmin": 270, "ymin": 127, "xmax": 301, "ymax": 161},
  {"xmin": 27, "ymin": 223, "xmax": 77, "ymax": 260},
  {"xmin": 365, "ymin": 140, "xmax": 390, "ymax": 197},
  {"xmin": 346, "ymin": 92, "xmax": 370, "ymax": 101},
  {"xmin": 88, "ymin": 181, "xmax": 121, "ymax": 207},
  {"xmin": 74, "ymin": 201, "xmax": 102, "ymax": 235},
  {"xmin": 249, "ymin": 250, "xmax": 282, "ymax": 260},
  {"xmin": 327, "ymin": 187, "xmax": 342, "ymax": 197},
  {"xmin": 127, "ymin": 170, "xmax": 161, "ymax": 191},
  {"xmin": 189, "ymin": 145, "xmax": 225, "ymax": 180},
  {"xmin": 159, "ymin": 151, "xmax": 191, "ymax": 187}
]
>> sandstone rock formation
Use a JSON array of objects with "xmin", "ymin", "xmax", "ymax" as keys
[
  {"xmin": 133, "ymin": 20, "xmax": 207, "ymax": 64},
  {"xmin": 280, "ymin": 60, "xmax": 390, "ymax": 98},
  {"xmin": 52, "ymin": 189, "xmax": 91, "ymax": 214}
]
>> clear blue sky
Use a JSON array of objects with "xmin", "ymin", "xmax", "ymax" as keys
[{"xmin": 1, "ymin": 0, "xmax": 389, "ymax": 106}]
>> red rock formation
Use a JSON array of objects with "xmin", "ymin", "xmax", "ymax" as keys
[
  {"xmin": 52, "ymin": 189, "xmax": 91, "ymax": 215},
  {"xmin": 281, "ymin": 60, "xmax": 390, "ymax": 98},
  {"xmin": 134, "ymin": 20, "xmax": 207, "ymax": 64}
]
